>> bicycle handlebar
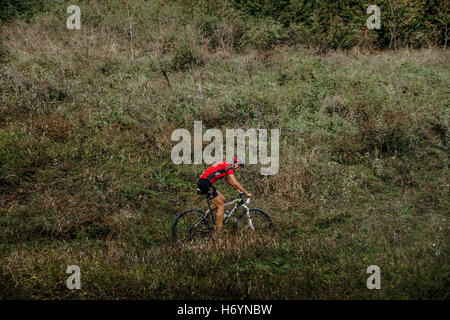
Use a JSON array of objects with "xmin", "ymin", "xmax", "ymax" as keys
[{"xmin": 239, "ymin": 192, "xmax": 251, "ymax": 205}]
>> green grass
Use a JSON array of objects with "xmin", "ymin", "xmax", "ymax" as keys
[{"xmin": 0, "ymin": 0, "xmax": 449, "ymax": 299}]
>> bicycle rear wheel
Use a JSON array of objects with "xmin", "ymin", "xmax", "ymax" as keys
[
  {"xmin": 233, "ymin": 208, "xmax": 273, "ymax": 236},
  {"xmin": 171, "ymin": 209, "xmax": 214, "ymax": 243}
]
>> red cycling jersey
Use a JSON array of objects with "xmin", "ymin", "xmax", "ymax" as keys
[{"xmin": 199, "ymin": 161, "xmax": 234, "ymax": 184}]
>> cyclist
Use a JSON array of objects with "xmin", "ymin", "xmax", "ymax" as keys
[{"xmin": 197, "ymin": 155, "xmax": 252, "ymax": 232}]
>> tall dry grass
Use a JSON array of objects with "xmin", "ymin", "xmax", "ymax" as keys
[{"xmin": 0, "ymin": 0, "xmax": 449, "ymax": 299}]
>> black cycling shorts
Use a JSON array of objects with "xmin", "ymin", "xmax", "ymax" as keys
[{"xmin": 197, "ymin": 179, "xmax": 218, "ymax": 199}]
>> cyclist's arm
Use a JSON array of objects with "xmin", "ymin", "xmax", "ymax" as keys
[{"xmin": 225, "ymin": 174, "xmax": 250, "ymax": 196}]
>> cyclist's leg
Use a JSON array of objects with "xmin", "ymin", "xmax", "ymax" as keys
[
  {"xmin": 209, "ymin": 190, "xmax": 225, "ymax": 210},
  {"xmin": 198, "ymin": 179, "xmax": 214, "ymax": 211},
  {"xmin": 217, "ymin": 190, "xmax": 226, "ymax": 202},
  {"xmin": 211, "ymin": 190, "xmax": 226, "ymax": 231}
]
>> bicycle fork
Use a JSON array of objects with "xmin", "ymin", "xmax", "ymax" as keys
[{"xmin": 242, "ymin": 203, "xmax": 255, "ymax": 230}]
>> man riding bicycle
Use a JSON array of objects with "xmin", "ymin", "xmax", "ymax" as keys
[{"xmin": 197, "ymin": 155, "xmax": 252, "ymax": 232}]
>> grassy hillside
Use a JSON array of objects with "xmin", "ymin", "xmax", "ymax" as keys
[{"xmin": 0, "ymin": 0, "xmax": 449, "ymax": 299}]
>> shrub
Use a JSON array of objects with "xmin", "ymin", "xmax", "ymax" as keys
[
  {"xmin": 171, "ymin": 44, "xmax": 204, "ymax": 72},
  {"xmin": 242, "ymin": 19, "xmax": 283, "ymax": 50},
  {"xmin": 230, "ymin": 0, "xmax": 445, "ymax": 50},
  {"xmin": 197, "ymin": 14, "xmax": 220, "ymax": 48},
  {"xmin": 332, "ymin": 109, "xmax": 418, "ymax": 163},
  {"xmin": 0, "ymin": 0, "xmax": 46, "ymax": 22},
  {"xmin": 325, "ymin": 15, "xmax": 359, "ymax": 50},
  {"xmin": 358, "ymin": 110, "xmax": 416, "ymax": 156},
  {"xmin": 199, "ymin": 16, "xmax": 245, "ymax": 51}
]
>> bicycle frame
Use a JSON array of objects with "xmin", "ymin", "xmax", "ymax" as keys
[
  {"xmin": 179, "ymin": 195, "xmax": 255, "ymax": 239},
  {"xmin": 204, "ymin": 195, "xmax": 254, "ymax": 230}
]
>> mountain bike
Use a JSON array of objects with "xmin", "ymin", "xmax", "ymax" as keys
[{"xmin": 171, "ymin": 192, "xmax": 272, "ymax": 243}]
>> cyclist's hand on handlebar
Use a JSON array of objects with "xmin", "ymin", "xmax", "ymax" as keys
[{"xmin": 238, "ymin": 191, "xmax": 252, "ymax": 198}]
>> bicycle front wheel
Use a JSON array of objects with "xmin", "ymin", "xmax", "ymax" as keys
[
  {"xmin": 233, "ymin": 208, "xmax": 273, "ymax": 235},
  {"xmin": 171, "ymin": 209, "xmax": 214, "ymax": 243}
]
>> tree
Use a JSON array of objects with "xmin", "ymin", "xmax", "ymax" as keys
[{"xmin": 438, "ymin": 0, "xmax": 450, "ymax": 49}]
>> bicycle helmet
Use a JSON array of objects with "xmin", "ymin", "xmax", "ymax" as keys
[{"xmin": 233, "ymin": 155, "xmax": 244, "ymax": 168}]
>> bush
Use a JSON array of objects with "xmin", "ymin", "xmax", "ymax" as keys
[
  {"xmin": 243, "ymin": 19, "xmax": 283, "ymax": 50},
  {"xmin": 197, "ymin": 14, "xmax": 221, "ymax": 48},
  {"xmin": 0, "ymin": 0, "xmax": 46, "ymax": 22},
  {"xmin": 170, "ymin": 44, "xmax": 204, "ymax": 72},
  {"xmin": 232, "ymin": 0, "xmax": 292, "ymax": 26},
  {"xmin": 332, "ymin": 109, "xmax": 418, "ymax": 164},
  {"xmin": 195, "ymin": 10, "xmax": 248, "ymax": 51},
  {"xmin": 325, "ymin": 15, "xmax": 359, "ymax": 50},
  {"xmin": 230, "ymin": 0, "xmax": 445, "ymax": 50}
]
